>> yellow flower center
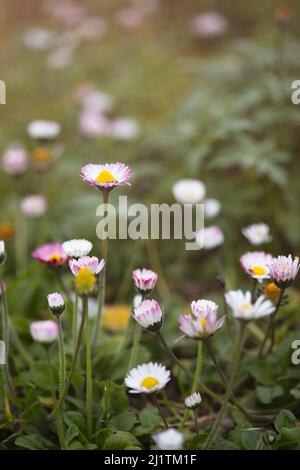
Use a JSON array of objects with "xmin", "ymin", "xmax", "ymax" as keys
[
  {"xmin": 264, "ymin": 282, "xmax": 281, "ymax": 302},
  {"xmin": 252, "ymin": 265, "xmax": 266, "ymax": 276},
  {"xmin": 141, "ymin": 376, "xmax": 159, "ymax": 390},
  {"xmin": 75, "ymin": 267, "xmax": 96, "ymax": 295},
  {"xmin": 33, "ymin": 147, "xmax": 52, "ymax": 164},
  {"xmin": 241, "ymin": 303, "xmax": 251, "ymax": 311},
  {"xmin": 200, "ymin": 318, "xmax": 207, "ymax": 331},
  {"xmin": 48, "ymin": 253, "xmax": 62, "ymax": 263},
  {"xmin": 96, "ymin": 170, "xmax": 116, "ymax": 184}
]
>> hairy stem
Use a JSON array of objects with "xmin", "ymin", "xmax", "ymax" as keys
[{"xmin": 85, "ymin": 299, "xmax": 93, "ymax": 437}]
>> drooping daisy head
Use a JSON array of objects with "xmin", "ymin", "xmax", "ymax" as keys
[
  {"xmin": 47, "ymin": 292, "xmax": 65, "ymax": 316},
  {"xmin": 30, "ymin": 320, "xmax": 58, "ymax": 343},
  {"xmin": 204, "ymin": 198, "xmax": 221, "ymax": 219},
  {"xmin": 32, "ymin": 242, "xmax": 68, "ymax": 267},
  {"xmin": 125, "ymin": 362, "xmax": 171, "ymax": 394},
  {"xmin": 242, "ymin": 223, "xmax": 271, "ymax": 246},
  {"xmin": 269, "ymin": 255, "xmax": 300, "ymax": 289},
  {"xmin": 179, "ymin": 299, "xmax": 224, "ymax": 339},
  {"xmin": 80, "ymin": 162, "xmax": 133, "ymax": 190},
  {"xmin": 132, "ymin": 299, "xmax": 163, "ymax": 331},
  {"xmin": 20, "ymin": 195, "xmax": 47, "ymax": 218},
  {"xmin": 132, "ymin": 268, "xmax": 158, "ymax": 294},
  {"xmin": 153, "ymin": 428, "xmax": 184, "ymax": 450},
  {"xmin": 185, "ymin": 392, "xmax": 202, "ymax": 410},
  {"xmin": 0, "ymin": 240, "xmax": 6, "ymax": 265},
  {"xmin": 196, "ymin": 226, "xmax": 224, "ymax": 250},
  {"xmin": 172, "ymin": 179, "xmax": 206, "ymax": 205},
  {"xmin": 63, "ymin": 239, "xmax": 93, "ymax": 258},
  {"xmin": 2, "ymin": 144, "xmax": 28, "ymax": 176},
  {"xmin": 27, "ymin": 120, "xmax": 61, "ymax": 141},
  {"xmin": 225, "ymin": 290, "xmax": 275, "ymax": 321},
  {"xmin": 240, "ymin": 251, "xmax": 273, "ymax": 282},
  {"xmin": 69, "ymin": 256, "xmax": 105, "ymax": 295}
]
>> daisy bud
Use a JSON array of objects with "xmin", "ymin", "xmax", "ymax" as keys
[
  {"xmin": 0, "ymin": 240, "xmax": 6, "ymax": 265},
  {"xmin": 132, "ymin": 268, "xmax": 158, "ymax": 294},
  {"xmin": 132, "ymin": 299, "xmax": 163, "ymax": 331},
  {"xmin": 125, "ymin": 362, "xmax": 170, "ymax": 394},
  {"xmin": 47, "ymin": 292, "xmax": 65, "ymax": 316},
  {"xmin": 30, "ymin": 320, "xmax": 58, "ymax": 343},
  {"xmin": 269, "ymin": 255, "xmax": 300, "ymax": 289},
  {"xmin": 264, "ymin": 282, "xmax": 281, "ymax": 304},
  {"xmin": 185, "ymin": 392, "xmax": 202, "ymax": 410},
  {"xmin": 153, "ymin": 428, "xmax": 183, "ymax": 450}
]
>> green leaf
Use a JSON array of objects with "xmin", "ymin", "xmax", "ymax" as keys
[
  {"xmin": 65, "ymin": 424, "xmax": 80, "ymax": 446},
  {"xmin": 103, "ymin": 431, "xmax": 141, "ymax": 450},
  {"xmin": 95, "ymin": 428, "xmax": 113, "ymax": 449},
  {"xmin": 139, "ymin": 407, "xmax": 161, "ymax": 432},
  {"xmin": 256, "ymin": 385, "xmax": 284, "ymax": 404},
  {"xmin": 64, "ymin": 411, "xmax": 85, "ymax": 433},
  {"xmin": 274, "ymin": 410, "xmax": 297, "ymax": 432},
  {"xmin": 108, "ymin": 411, "xmax": 136, "ymax": 432},
  {"xmin": 15, "ymin": 434, "xmax": 54, "ymax": 450}
]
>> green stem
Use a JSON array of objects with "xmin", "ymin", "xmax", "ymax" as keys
[
  {"xmin": 251, "ymin": 279, "xmax": 258, "ymax": 302},
  {"xmin": 57, "ymin": 316, "xmax": 66, "ymax": 400},
  {"xmin": 72, "ymin": 292, "xmax": 78, "ymax": 354},
  {"xmin": 93, "ymin": 190, "xmax": 109, "ymax": 347},
  {"xmin": 259, "ymin": 288, "xmax": 284, "ymax": 356},
  {"xmin": 46, "ymin": 348, "xmax": 65, "ymax": 449},
  {"xmin": 152, "ymin": 394, "xmax": 168, "ymax": 429},
  {"xmin": 193, "ymin": 409, "xmax": 199, "ymax": 435},
  {"xmin": 180, "ymin": 341, "xmax": 202, "ymax": 431},
  {"xmin": 203, "ymin": 324, "xmax": 246, "ymax": 450},
  {"xmin": 85, "ymin": 298, "xmax": 93, "ymax": 437},
  {"xmin": 128, "ymin": 323, "xmax": 142, "ymax": 371}
]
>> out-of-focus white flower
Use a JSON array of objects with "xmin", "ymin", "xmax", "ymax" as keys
[
  {"xmin": 20, "ymin": 195, "xmax": 47, "ymax": 218},
  {"xmin": 185, "ymin": 392, "xmax": 202, "ymax": 409},
  {"xmin": 0, "ymin": 240, "xmax": 6, "ymax": 264},
  {"xmin": 172, "ymin": 179, "xmax": 206, "ymax": 204},
  {"xmin": 79, "ymin": 111, "xmax": 112, "ymax": 138},
  {"xmin": 2, "ymin": 145, "xmax": 28, "ymax": 176},
  {"xmin": 47, "ymin": 292, "xmax": 65, "ymax": 316},
  {"xmin": 225, "ymin": 290, "xmax": 275, "ymax": 320},
  {"xmin": 110, "ymin": 117, "xmax": 140, "ymax": 140},
  {"xmin": 46, "ymin": 46, "xmax": 74, "ymax": 69},
  {"xmin": 81, "ymin": 90, "xmax": 113, "ymax": 114},
  {"xmin": 196, "ymin": 225, "xmax": 224, "ymax": 250},
  {"xmin": 204, "ymin": 198, "xmax": 221, "ymax": 219},
  {"xmin": 240, "ymin": 251, "xmax": 272, "ymax": 282},
  {"xmin": 23, "ymin": 27, "xmax": 56, "ymax": 50},
  {"xmin": 30, "ymin": 320, "xmax": 58, "ymax": 343},
  {"xmin": 47, "ymin": 0, "xmax": 86, "ymax": 27},
  {"xmin": 242, "ymin": 223, "xmax": 271, "ymax": 246},
  {"xmin": 153, "ymin": 428, "xmax": 184, "ymax": 450},
  {"xmin": 115, "ymin": 8, "xmax": 144, "ymax": 29},
  {"xmin": 27, "ymin": 120, "xmax": 61, "ymax": 141},
  {"xmin": 269, "ymin": 255, "xmax": 300, "ymax": 288},
  {"xmin": 132, "ymin": 268, "xmax": 158, "ymax": 294},
  {"xmin": 125, "ymin": 362, "xmax": 171, "ymax": 394},
  {"xmin": 76, "ymin": 16, "xmax": 108, "ymax": 40},
  {"xmin": 132, "ymin": 299, "xmax": 163, "ymax": 331},
  {"xmin": 63, "ymin": 239, "xmax": 93, "ymax": 258},
  {"xmin": 189, "ymin": 11, "xmax": 228, "ymax": 39}
]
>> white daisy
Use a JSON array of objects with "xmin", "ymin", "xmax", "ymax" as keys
[
  {"xmin": 27, "ymin": 120, "xmax": 61, "ymax": 141},
  {"xmin": 185, "ymin": 392, "xmax": 202, "ymax": 409},
  {"xmin": 204, "ymin": 198, "xmax": 221, "ymax": 219},
  {"xmin": 240, "ymin": 251, "xmax": 272, "ymax": 282},
  {"xmin": 172, "ymin": 179, "xmax": 206, "ymax": 204},
  {"xmin": 47, "ymin": 292, "xmax": 65, "ymax": 316},
  {"xmin": 125, "ymin": 362, "xmax": 171, "ymax": 394},
  {"xmin": 196, "ymin": 225, "xmax": 224, "ymax": 250},
  {"xmin": 81, "ymin": 162, "xmax": 133, "ymax": 189},
  {"xmin": 20, "ymin": 195, "xmax": 47, "ymax": 218},
  {"xmin": 153, "ymin": 428, "xmax": 183, "ymax": 450},
  {"xmin": 242, "ymin": 223, "xmax": 271, "ymax": 246},
  {"xmin": 63, "ymin": 239, "xmax": 93, "ymax": 258},
  {"xmin": 225, "ymin": 290, "xmax": 275, "ymax": 320}
]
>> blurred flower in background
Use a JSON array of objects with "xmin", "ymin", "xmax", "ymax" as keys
[
  {"xmin": 2, "ymin": 144, "xmax": 28, "ymax": 176},
  {"xmin": 30, "ymin": 320, "xmax": 58, "ymax": 343},
  {"xmin": 20, "ymin": 195, "xmax": 47, "ymax": 218},
  {"xmin": 189, "ymin": 11, "xmax": 228, "ymax": 40}
]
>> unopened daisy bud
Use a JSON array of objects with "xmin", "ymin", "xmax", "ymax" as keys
[
  {"xmin": 264, "ymin": 282, "xmax": 281, "ymax": 304},
  {"xmin": 153, "ymin": 428, "xmax": 183, "ymax": 450},
  {"xmin": 269, "ymin": 255, "xmax": 300, "ymax": 289},
  {"xmin": 0, "ymin": 240, "xmax": 6, "ymax": 265},
  {"xmin": 132, "ymin": 268, "xmax": 158, "ymax": 294},
  {"xmin": 47, "ymin": 292, "xmax": 65, "ymax": 316},
  {"xmin": 132, "ymin": 299, "xmax": 163, "ymax": 331},
  {"xmin": 63, "ymin": 239, "xmax": 93, "ymax": 258},
  {"xmin": 185, "ymin": 392, "xmax": 202, "ymax": 410},
  {"xmin": 30, "ymin": 320, "xmax": 58, "ymax": 343}
]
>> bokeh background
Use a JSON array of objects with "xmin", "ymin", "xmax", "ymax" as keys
[{"xmin": 1, "ymin": 0, "xmax": 300, "ymax": 317}]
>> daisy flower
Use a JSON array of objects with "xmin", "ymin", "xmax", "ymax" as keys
[
  {"xmin": 240, "ymin": 251, "xmax": 273, "ymax": 282},
  {"xmin": 153, "ymin": 429, "xmax": 183, "ymax": 450},
  {"xmin": 125, "ymin": 362, "xmax": 170, "ymax": 394},
  {"xmin": 179, "ymin": 299, "xmax": 224, "ymax": 339},
  {"xmin": 2, "ymin": 145, "xmax": 28, "ymax": 176},
  {"xmin": 32, "ymin": 242, "xmax": 68, "ymax": 267},
  {"xmin": 63, "ymin": 239, "xmax": 93, "ymax": 258},
  {"xmin": 185, "ymin": 392, "xmax": 202, "ymax": 410},
  {"xmin": 225, "ymin": 290, "xmax": 275, "ymax": 321},
  {"xmin": 189, "ymin": 11, "xmax": 228, "ymax": 39},
  {"xmin": 20, "ymin": 195, "xmax": 47, "ymax": 218},
  {"xmin": 196, "ymin": 226, "xmax": 224, "ymax": 250},
  {"xmin": 47, "ymin": 292, "xmax": 65, "ymax": 316},
  {"xmin": 269, "ymin": 255, "xmax": 300, "ymax": 289},
  {"xmin": 27, "ymin": 120, "xmax": 61, "ymax": 141},
  {"xmin": 69, "ymin": 256, "xmax": 105, "ymax": 295},
  {"xmin": 132, "ymin": 299, "xmax": 163, "ymax": 331},
  {"xmin": 242, "ymin": 223, "xmax": 271, "ymax": 246},
  {"xmin": 172, "ymin": 179, "xmax": 206, "ymax": 205},
  {"xmin": 80, "ymin": 162, "xmax": 132, "ymax": 189},
  {"xmin": 30, "ymin": 320, "xmax": 58, "ymax": 343},
  {"xmin": 132, "ymin": 268, "xmax": 158, "ymax": 294}
]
